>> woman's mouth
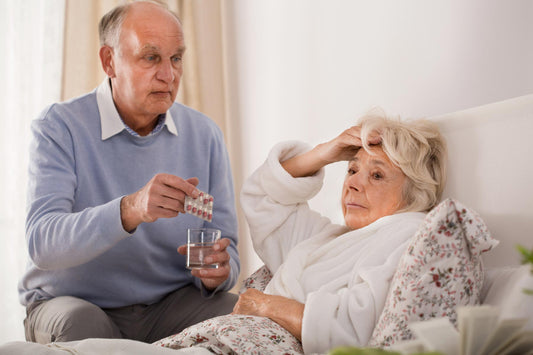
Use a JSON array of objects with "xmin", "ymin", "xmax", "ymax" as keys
[{"xmin": 346, "ymin": 202, "xmax": 366, "ymax": 209}]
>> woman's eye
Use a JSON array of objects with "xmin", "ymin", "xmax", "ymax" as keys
[
  {"xmin": 347, "ymin": 169, "xmax": 356, "ymax": 175},
  {"xmin": 372, "ymin": 172, "xmax": 383, "ymax": 180}
]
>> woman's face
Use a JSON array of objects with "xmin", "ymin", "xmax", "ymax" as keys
[{"xmin": 342, "ymin": 146, "xmax": 407, "ymax": 229}]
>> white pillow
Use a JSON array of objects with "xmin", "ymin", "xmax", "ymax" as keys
[{"xmin": 482, "ymin": 265, "xmax": 533, "ymax": 330}]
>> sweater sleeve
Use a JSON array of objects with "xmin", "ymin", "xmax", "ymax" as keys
[
  {"xmin": 240, "ymin": 141, "xmax": 343, "ymax": 273},
  {"xmin": 25, "ymin": 107, "xmax": 131, "ymax": 270}
]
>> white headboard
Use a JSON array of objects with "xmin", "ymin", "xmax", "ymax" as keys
[{"xmin": 431, "ymin": 94, "xmax": 533, "ymax": 267}]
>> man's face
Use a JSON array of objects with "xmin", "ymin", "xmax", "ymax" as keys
[{"xmin": 109, "ymin": 4, "xmax": 185, "ymax": 126}]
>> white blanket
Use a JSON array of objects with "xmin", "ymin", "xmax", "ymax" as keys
[{"xmin": 0, "ymin": 338, "xmax": 212, "ymax": 355}]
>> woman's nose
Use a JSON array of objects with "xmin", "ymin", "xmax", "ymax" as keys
[{"xmin": 345, "ymin": 172, "xmax": 364, "ymax": 191}]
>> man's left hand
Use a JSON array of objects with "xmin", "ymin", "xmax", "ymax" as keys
[{"xmin": 177, "ymin": 237, "xmax": 232, "ymax": 290}]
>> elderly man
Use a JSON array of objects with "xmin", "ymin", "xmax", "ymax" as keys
[{"xmin": 19, "ymin": 0, "xmax": 239, "ymax": 344}]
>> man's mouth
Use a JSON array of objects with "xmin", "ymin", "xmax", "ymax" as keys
[{"xmin": 151, "ymin": 90, "xmax": 171, "ymax": 96}]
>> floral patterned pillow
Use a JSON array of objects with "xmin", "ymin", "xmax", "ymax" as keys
[
  {"xmin": 368, "ymin": 198, "xmax": 499, "ymax": 348},
  {"xmin": 152, "ymin": 315, "xmax": 303, "ymax": 354}
]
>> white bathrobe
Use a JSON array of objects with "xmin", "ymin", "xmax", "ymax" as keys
[{"xmin": 240, "ymin": 141, "xmax": 426, "ymax": 354}]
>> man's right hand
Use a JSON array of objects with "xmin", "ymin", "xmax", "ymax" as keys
[{"xmin": 120, "ymin": 174, "xmax": 200, "ymax": 232}]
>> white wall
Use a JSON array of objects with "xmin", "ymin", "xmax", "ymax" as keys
[{"xmin": 226, "ymin": 0, "xmax": 533, "ymax": 275}]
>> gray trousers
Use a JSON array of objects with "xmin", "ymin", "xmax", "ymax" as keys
[{"xmin": 24, "ymin": 285, "xmax": 238, "ymax": 344}]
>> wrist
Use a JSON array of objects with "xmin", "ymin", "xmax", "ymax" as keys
[
  {"xmin": 282, "ymin": 145, "xmax": 330, "ymax": 178},
  {"xmin": 312, "ymin": 143, "xmax": 336, "ymax": 166},
  {"xmin": 268, "ymin": 296, "xmax": 304, "ymax": 341},
  {"xmin": 120, "ymin": 195, "xmax": 141, "ymax": 232}
]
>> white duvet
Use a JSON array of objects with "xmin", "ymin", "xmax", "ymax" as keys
[{"xmin": 0, "ymin": 338, "xmax": 211, "ymax": 355}]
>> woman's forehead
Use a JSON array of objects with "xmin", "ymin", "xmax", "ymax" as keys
[{"xmin": 350, "ymin": 147, "xmax": 394, "ymax": 168}]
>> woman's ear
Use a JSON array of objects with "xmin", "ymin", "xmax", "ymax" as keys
[{"xmin": 99, "ymin": 45, "xmax": 116, "ymax": 77}]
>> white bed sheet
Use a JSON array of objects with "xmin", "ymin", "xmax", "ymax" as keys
[{"xmin": 0, "ymin": 338, "xmax": 211, "ymax": 355}]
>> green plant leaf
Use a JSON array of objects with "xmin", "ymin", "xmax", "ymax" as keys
[
  {"xmin": 516, "ymin": 244, "xmax": 533, "ymax": 294},
  {"xmin": 516, "ymin": 245, "xmax": 533, "ymax": 265}
]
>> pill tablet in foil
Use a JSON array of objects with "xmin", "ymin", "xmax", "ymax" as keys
[{"xmin": 184, "ymin": 191, "xmax": 213, "ymax": 222}]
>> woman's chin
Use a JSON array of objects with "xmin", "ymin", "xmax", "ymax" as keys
[{"xmin": 345, "ymin": 219, "xmax": 367, "ymax": 230}]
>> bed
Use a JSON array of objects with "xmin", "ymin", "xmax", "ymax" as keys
[
  {"xmin": 1, "ymin": 94, "xmax": 532, "ymax": 354},
  {"xmin": 433, "ymin": 93, "xmax": 533, "ymax": 268}
]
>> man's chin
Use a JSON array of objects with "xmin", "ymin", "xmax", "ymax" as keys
[{"xmin": 147, "ymin": 100, "xmax": 174, "ymax": 114}]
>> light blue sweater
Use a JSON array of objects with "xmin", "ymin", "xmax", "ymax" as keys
[{"xmin": 19, "ymin": 81, "xmax": 239, "ymax": 308}]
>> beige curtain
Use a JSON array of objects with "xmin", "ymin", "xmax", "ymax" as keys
[
  {"xmin": 61, "ymin": 0, "xmax": 119, "ymax": 100},
  {"xmin": 61, "ymin": 0, "xmax": 254, "ymax": 291}
]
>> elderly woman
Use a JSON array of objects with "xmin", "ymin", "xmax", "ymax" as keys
[{"xmin": 232, "ymin": 113, "xmax": 447, "ymax": 354}]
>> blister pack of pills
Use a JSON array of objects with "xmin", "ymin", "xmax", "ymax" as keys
[{"xmin": 184, "ymin": 191, "xmax": 214, "ymax": 222}]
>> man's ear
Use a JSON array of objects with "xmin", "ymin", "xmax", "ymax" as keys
[{"xmin": 99, "ymin": 45, "xmax": 116, "ymax": 77}]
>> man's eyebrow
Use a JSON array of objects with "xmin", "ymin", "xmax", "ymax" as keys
[
  {"xmin": 140, "ymin": 44, "xmax": 160, "ymax": 52},
  {"xmin": 175, "ymin": 46, "xmax": 186, "ymax": 56},
  {"xmin": 138, "ymin": 45, "xmax": 186, "ymax": 55}
]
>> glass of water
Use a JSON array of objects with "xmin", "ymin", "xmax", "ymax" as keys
[{"xmin": 186, "ymin": 228, "xmax": 221, "ymax": 269}]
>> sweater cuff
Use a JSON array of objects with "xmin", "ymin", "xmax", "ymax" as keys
[
  {"xmin": 261, "ymin": 141, "xmax": 325, "ymax": 205},
  {"xmin": 113, "ymin": 196, "xmax": 136, "ymax": 237},
  {"xmin": 97, "ymin": 196, "xmax": 133, "ymax": 241}
]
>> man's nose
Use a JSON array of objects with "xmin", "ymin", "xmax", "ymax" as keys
[{"xmin": 156, "ymin": 59, "xmax": 175, "ymax": 83}]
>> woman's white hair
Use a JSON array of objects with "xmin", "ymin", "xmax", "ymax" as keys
[{"xmin": 358, "ymin": 110, "xmax": 447, "ymax": 213}]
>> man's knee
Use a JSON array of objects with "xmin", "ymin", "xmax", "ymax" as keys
[
  {"xmin": 25, "ymin": 296, "xmax": 121, "ymax": 343},
  {"xmin": 57, "ymin": 298, "xmax": 122, "ymax": 341}
]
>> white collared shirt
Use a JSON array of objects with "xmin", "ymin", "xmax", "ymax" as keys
[{"xmin": 96, "ymin": 78, "xmax": 178, "ymax": 140}]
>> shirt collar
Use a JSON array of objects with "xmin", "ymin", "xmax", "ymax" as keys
[{"xmin": 96, "ymin": 78, "xmax": 178, "ymax": 140}]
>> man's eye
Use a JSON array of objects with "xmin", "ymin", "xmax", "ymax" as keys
[
  {"xmin": 172, "ymin": 56, "xmax": 182, "ymax": 63},
  {"xmin": 372, "ymin": 172, "xmax": 383, "ymax": 180},
  {"xmin": 145, "ymin": 55, "xmax": 157, "ymax": 61},
  {"xmin": 347, "ymin": 169, "xmax": 356, "ymax": 175}
]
